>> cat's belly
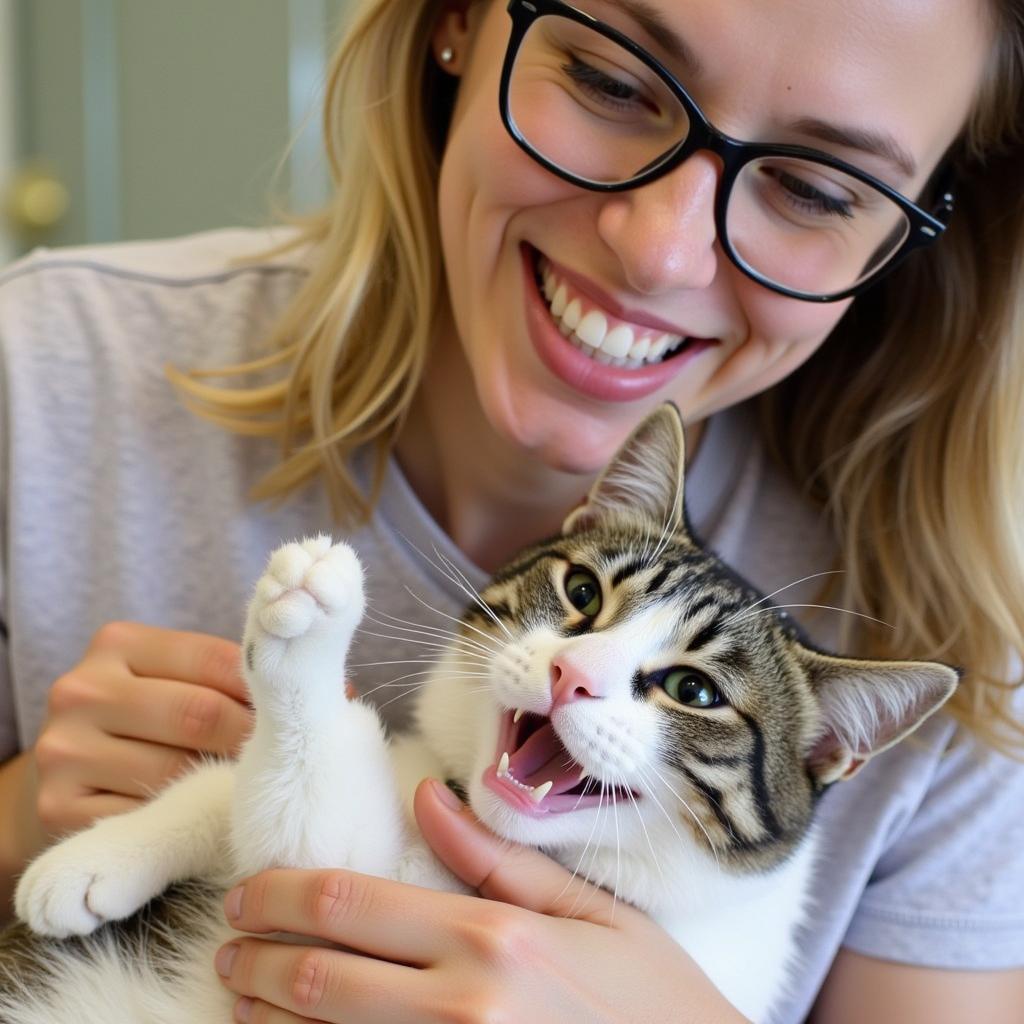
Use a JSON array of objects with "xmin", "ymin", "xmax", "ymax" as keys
[{"xmin": 0, "ymin": 882, "xmax": 237, "ymax": 1024}]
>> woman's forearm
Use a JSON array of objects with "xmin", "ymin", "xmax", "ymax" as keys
[{"xmin": 0, "ymin": 751, "xmax": 44, "ymax": 922}]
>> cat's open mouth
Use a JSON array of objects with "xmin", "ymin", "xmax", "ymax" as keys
[{"xmin": 482, "ymin": 708, "xmax": 640, "ymax": 817}]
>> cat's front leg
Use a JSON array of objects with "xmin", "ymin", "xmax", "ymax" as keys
[
  {"xmin": 231, "ymin": 536, "xmax": 405, "ymax": 880},
  {"xmin": 15, "ymin": 760, "xmax": 234, "ymax": 938}
]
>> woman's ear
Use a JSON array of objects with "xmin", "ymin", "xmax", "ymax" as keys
[{"xmin": 431, "ymin": 0, "xmax": 482, "ymax": 76}]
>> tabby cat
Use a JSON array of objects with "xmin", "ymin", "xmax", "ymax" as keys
[{"xmin": 0, "ymin": 404, "xmax": 957, "ymax": 1023}]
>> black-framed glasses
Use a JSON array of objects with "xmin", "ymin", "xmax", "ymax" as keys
[{"xmin": 499, "ymin": 0, "xmax": 955, "ymax": 303}]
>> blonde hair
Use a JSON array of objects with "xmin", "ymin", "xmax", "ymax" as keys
[{"xmin": 171, "ymin": 0, "xmax": 1024, "ymax": 753}]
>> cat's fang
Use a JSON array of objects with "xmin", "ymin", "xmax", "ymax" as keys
[
  {"xmin": 530, "ymin": 780, "xmax": 554, "ymax": 804},
  {"xmin": 513, "ymin": 707, "xmax": 525, "ymax": 724},
  {"xmin": 498, "ymin": 751, "xmax": 510, "ymax": 776}
]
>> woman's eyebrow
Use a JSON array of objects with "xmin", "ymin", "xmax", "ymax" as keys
[
  {"xmin": 614, "ymin": 0, "xmax": 705, "ymax": 76},
  {"xmin": 786, "ymin": 117, "xmax": 919, "ymax": 181}
]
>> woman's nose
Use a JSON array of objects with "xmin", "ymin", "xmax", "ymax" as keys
[{"xmin": 595, "ymin": 152, "xmax": 721, "ymax": 295}]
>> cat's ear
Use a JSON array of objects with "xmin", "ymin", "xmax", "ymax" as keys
[
  {"xmin": 563, "ymin": 402, "xmax": 688, "ymax": 535},
  {"xmin": 798, "ymin": 647, "xmax": 959, "ymax": 786}
]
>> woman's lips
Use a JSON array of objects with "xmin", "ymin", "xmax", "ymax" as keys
[{"xmin": 520, "ymin": 245, "xmax": 718, "ymax": 403}]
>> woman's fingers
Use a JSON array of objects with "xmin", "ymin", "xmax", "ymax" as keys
[
  {"xmin": 225, "ymin": 868, "xmax": 464, "ymax": 966},
  {"xmin": 96, "ymin": 671, "xmax": 253, "ymax": 755},
  {"xmin": 216, "ymin": 938, "xmax": 433, "ymax": 1024},
  {"xmin": 87, "ymin": 623, "xmax": 249, "ymax": 700},
  {"xmin": 413, "ymin": 778, "xmax": 620, "ymax": 926},
  {"xmin": 36, "ymin": 725, "xmax": 198, "ymax": 796}
]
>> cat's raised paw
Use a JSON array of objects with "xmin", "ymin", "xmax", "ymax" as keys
[{"xmin": 243, "ymin": 536, "xmax": 365, "ymax": 686}]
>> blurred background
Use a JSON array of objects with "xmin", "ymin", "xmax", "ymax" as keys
[{"xmin": 0, "ymin": 0, "xmax": 351, "ymax": 265}]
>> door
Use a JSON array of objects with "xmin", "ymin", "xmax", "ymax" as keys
[{"xmin": 1, "ymin": 0, "xmax": 349, "ymax": 262}]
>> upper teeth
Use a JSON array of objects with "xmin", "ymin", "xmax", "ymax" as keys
[{"xmin": 540, "ymin": 258, "xmax": 686, "ymax": 367}]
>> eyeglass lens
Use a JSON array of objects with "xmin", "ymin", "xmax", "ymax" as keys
[{"xmin": 506, "ymin": 14, "xmax": 913, "ymax": 297}]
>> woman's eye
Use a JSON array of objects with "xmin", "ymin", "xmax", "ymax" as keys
[
  {"xmin": 563, "ymin": 58, "xmax": 640, "ymax": 105},
  {"xmin": 661, "ymin": 669, "xmax": 722, "ymax": 708},
  {"xmin": 776, "ymin": 170, "xmax": 853, "ymax": 219},
  {"xmin": 565, "ymin": 568, "xmax": 602, "ymax": 617}
]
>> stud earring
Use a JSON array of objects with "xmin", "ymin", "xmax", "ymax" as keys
[{"xmin": 440, "ymin": 46, "xmax": 455, "ymax": 64}]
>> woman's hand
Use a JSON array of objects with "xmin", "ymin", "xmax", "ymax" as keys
[
  {"xmin": 215, "ymin": 778, "xmax": 750, "ymax": 1024},
  {"xmin": 31, "ymin": 622, "xmax": 252, "ymax": 842}
]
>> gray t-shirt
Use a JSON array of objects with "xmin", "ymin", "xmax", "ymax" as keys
[{"xmin": 1, "ymin": 229, "xmax": 1022, "ymax": 1022}]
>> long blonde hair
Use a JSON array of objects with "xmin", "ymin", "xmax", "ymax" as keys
[{"xmin": 170, "ymin": 0, "xmax": 1024, "ymax": 754}]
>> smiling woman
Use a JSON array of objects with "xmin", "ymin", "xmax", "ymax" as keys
[{"xmin": 0, "ymin": 0, "xmax": 1023, "ymax": 1022}]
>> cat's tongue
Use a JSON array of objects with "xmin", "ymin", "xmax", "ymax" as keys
[{"xmin": 508, "ymin": 721, "xmax": 585, "ymax": 795}]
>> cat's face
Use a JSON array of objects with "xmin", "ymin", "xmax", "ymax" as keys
[{"xmin": 415, "ymin": 405, "xmax": 956, "ymax": 892}]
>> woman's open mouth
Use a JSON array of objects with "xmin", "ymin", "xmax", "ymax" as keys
[
  {"xmin": 535, "ymin": 251, "xmax": 696, "ymax": 367},
  {"xmin": 521, "ymin": 243, "xmax": 719, "ymax": 402},
  {"xmin": 482, "ymin": 706, "xmax": 640, "ymax": 817}
]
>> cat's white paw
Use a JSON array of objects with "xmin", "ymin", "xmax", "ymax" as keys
[
  {"xmin": 244, "ymin": 536, "xmax": 365, "ymax": 686},
  {"xmin": 16, "ymin": 829, "xmax": 169, "ymax": 938}
]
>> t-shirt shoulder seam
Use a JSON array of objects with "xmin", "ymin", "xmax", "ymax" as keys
[{"xmin": 0, "ymin": 257, "xmax": 309, "ymax": 292}]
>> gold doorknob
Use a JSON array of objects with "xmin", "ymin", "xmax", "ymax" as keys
[{"xmin": 5, "ymin": 165, "xmax": 70, "ymax": 232}]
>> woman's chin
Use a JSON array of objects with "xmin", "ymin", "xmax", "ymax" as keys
[{"xmin": 477, "ymin": 385, "xmax": 632, "ymax": 477}]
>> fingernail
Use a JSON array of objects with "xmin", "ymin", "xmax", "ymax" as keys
[
  {"xmin": 234, "ymin": 996, "xmax": 254, "ymax": 1022},
  {"xmin": 215, "ymin": 942, "xmax": 239, "ymax": 977},
  {"xmin": 224, "ymin": 885, "xmax": 244, "ymax": 921},
  {"xmin": 430, "ymin": 777, "xmax": 464, "ymax": 811}
]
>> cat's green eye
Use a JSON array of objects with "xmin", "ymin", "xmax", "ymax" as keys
[
  {"xmin": 662, "ymin": 669, "xmax": 722, "ymax": 708},
  {"xmin": 565, "ymin": 568, "xmax": 602, "ymax": 617}
]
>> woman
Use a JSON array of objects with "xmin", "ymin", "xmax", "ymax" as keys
[{"xmin": 0, "ymin": 0, "xmax": 1022, "ymax": 1020}]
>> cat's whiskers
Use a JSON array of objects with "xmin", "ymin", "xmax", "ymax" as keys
[
  {"xmin": 610, "ymin": 770, "xmax": 625, "ymax": 925},
  {"xmin": 374, "ymin": 672, "xmax": 490, "ymax": 713},
  {"xmin": 430, "ymin": 544, "xmax": 515, "ymax": 642},
  {"xmin": 392, "ymin": 530, "xmax": 514, "ymax": 641},
  {"xmin": 348, "ymin": 656, "xmax": 436, "ymax": 669},
  {"xmin": 358, "ymin": 671, "xmax": 435, "ymax": 699},
  {"xmin": 356, "ymin": 623, "xmax": 494, "ymax": 660},
  {"xmin": 354, "ymin": 628, "xmax": 493, "ymax": 665},
  {"xmin": 365, "ymin": 599, "xmax": 499, "ymax": 649},
  {"xmin": 637, "ymin": 764, "xmax": 721, "ymax": 871},
  {"xmin": 721, "ymin": 570, "xmax": 845, "ymax": 627},
  {"xmin": 638, "ymin": 518, "xmax": 655, "ymax": 564},
  {"xmin": 556, "ymin": 779, "xmax": 609, "ymax": 915},
  {"xmin": 733, "ymin": 603, "xmax": 895, "ymax": 630},
  {"xmin": 358, "ymin": 667, "xmax": 492, "ymax": 703},
  {"xmin": 649, "ymin": 465, "xmax": 684, "ymax": 564},
  {"xmin": 622, "ymin": 776, "xmax": 669, "ymax": 895},
  {"xmin": 361, "ymin": 610, "xmax": 496, "ymax": 659},
  {"xmin": 396, "ymin": 588, "xmax": 507, "ymax": 654},
  {"xmin": 565, "ymin": 781, "xmax": 611, "ymax": 921},
  {"xmin": 373, "ymin": 683, "xmax": 431, "ymax": 712}
]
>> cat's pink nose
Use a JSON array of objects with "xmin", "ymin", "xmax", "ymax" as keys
[{"xmin": 550, "ymin": 654, "xmax": 604, "ymax": 710}]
